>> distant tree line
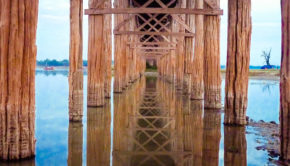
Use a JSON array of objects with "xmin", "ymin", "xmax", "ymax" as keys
[{"xmin": 37, "ymin": 59, "xmax": 88, "ymax": 67}]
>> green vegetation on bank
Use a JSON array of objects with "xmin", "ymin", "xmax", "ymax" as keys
[{"xmin": 37, "ymin": 59, "xmax": 88, "ymax": 67}]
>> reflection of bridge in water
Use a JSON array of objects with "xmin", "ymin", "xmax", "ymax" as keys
[
  {"xmin": 111, "ymin": 76, "xmax": 247, "ymax": 166},
  {"xmin": 0, "ymin": 75, "xmax": 247, "ymax": 166}
]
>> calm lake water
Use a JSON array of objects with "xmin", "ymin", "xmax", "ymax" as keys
[{"xmin": 0, "ymin": 71, "xmax": 280, "ymax": 166}]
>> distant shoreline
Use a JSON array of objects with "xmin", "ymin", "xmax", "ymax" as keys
[{"xmin": 37, "ymin": 66, "xmax": 280, "ymax": 80}]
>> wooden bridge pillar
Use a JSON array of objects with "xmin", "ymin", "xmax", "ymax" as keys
[
  {"xmin": 104, "ymin": 1, "xmax": 112, "ymax": 99},
  {"xmin": 204, "ymin": 0, "xmax": 222, "ymax": 109},
  {"xmin": 69, "ymin": 0, "xmax": 84, "ymax": 121},
  {"xmin": 224, "ymin": 0, "xmax": 252, "ymax": 125},
  {"xmin": 87, "ymin": 0, "xmax": 112, "ymax": 106},
  {"xmin": 183, "ymin": 0, "xmax": 195, "ymax": 95},
  {"xmin": 0, "ymin": 0, "xmax": 38, "ymax": 160},
  {"xmin": 191, "ymin": 0, "xmax": 204, "ymax": 100},
  {"xmin": 280, "ymin": 0, "xmax": 290, "ymax": 161},
  {"xmin": 114, "ymin": 0, "xmax": 125, "ymax": 93}
]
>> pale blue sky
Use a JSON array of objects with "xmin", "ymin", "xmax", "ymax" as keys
[{"xmin": 36, "ymin": 0, "xmax": 281, "ymax": 66}]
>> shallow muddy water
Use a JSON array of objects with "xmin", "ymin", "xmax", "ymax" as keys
[{"xmin": 0, "ymin": 71, "xmax": 281, "ymax": 166}]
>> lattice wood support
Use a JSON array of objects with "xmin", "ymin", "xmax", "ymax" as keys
[
  {"xmin": 191, "ymin": 0, "xmax": 205, "ymax": 100},
  {"xmin": 280, "ymin": 0, "xmax": 290, "ymax": 161},
  {"xmin": 69, "ymin": 0, "xmax": 84, "ymax": 121},
  {"xmin": 204, "ymin": 0, "xmax": 222, "ymax": 109},
  {"xmin": 0, "ymin": 0, "xmax": 38, "ymax": 160},
  {"xmin": 224, "ymin": 0, "xmax": 252, "ymax": 125}
]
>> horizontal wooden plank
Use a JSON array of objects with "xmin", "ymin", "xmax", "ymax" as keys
[
  {"xmin": 131, "ymin": 46, "xmax": 176, "ymax": 50},
  {"xmin": 85, "ymin": 8, "xmax": 223, "ymax": 15},
  {"xmin": 127, "ymin": 42, "xmax": 177, "ymax": 46},
  {"xmin": 114, "ymin": 30, "xmax": 195, "ymax": 37}
]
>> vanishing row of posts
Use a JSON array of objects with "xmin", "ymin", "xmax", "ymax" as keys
[{"xmin": 0, "ymin": 0, "xmax": 289, "ymax": 162}]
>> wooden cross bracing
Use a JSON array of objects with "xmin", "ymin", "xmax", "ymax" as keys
[{"xmin": 85, "ymin": 0, "xmax": 223, "ymax": 59}]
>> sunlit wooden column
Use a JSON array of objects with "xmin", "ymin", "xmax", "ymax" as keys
[
  {"xmin": 224, "ymin": 126, "xmax": 247, "ymax": 166},
  {"xmin": 191, "ymin": 0, "xmax": 204, "ymax": 100},
  {"xmin": 114, "ymin": 0, "xmax": 125, "ymax": 93},
  {"xmin": 176, "ymin": 0, "xmax": 186, "ymax": 90},
  {"xmin": 67, "ymin": 122, "xmax": 83, "ymax": 166},
  {"xmin": 69, "ymin": 0, "xmax": 84, "ymax": 121},
  {"xmin": 87, "ymin": 0, "xmax": 106, "ymax": 106},
  {"xmin": 0, "ymin": 0, "xmax": 39, "ymax": 160},
  {"xmin": 104, "ymin": 1, "xmax": 112, "ymax": 99},
  {"xmin": 183, "ymin": 0, "xmax": 195, "ymax": 95},
  {"xmin": 204, "ymin": 0, "xmax": 222, "ymax": 109},
  {"xmin": 224, "ymin": 0, "xmax": 252, "ymax": 125},
  {"xmin": 280, "ymin": 0, "xmax": 290, "ymax": 161}
]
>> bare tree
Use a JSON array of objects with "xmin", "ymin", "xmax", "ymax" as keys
[{"xmin": 261, "ymin": 48, "xmax": 272, "ymax": 66}]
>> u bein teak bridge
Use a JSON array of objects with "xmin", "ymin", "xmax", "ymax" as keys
[{"xmin": 0, "ymin": 0, "xmax": 289, "ymax": 163}]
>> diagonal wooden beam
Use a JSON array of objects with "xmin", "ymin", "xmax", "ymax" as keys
[{"xmin": 205, "ymin": 0, "xmax": 219, "ymax": 9}]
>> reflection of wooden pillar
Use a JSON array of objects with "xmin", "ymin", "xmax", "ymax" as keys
[
  {"xmin": 0, "ymin": 0, "xmax": 38, "ymax": 160},
  {"xmin": 87, "ymin": 0, "xmax": 106, "ymax": 106},
  {"xmin": 202, "ymin": 110, "xmax": 221, "ymax": 166},
  {"xmin": 224, "ymin": 0, "xmax": 252, "ymax": 125},
  {"xmin": 104, "ymin": 1, "xmax": 112, "ymax": 99},
  {"xmin": 68, "ymin": 122, "xmax": 83, "ymax": 166},
  {"xmin": 69, "ymin": 0, "xmax": 84, "ymax": 121},
  {"xmin": 224, "ymin": 126, "xmax": 247, "ymax": 166},
  {"xmin": 191, "ymin": 0, "xmax": 204, "ymax": 100},
  {"xmin": 87, "ymin": 102, "xmax": 111, "ymax": 166},
  {"xmin": 204, "ymin": 0, "xmax": 222, "ymax": 109},
  {"xmin": 184, "ymin": 101, "xmax": 204, "ymax": 165},
  {"xmin": 280, "ymin": 0, "xmax": 290, "ymax": 161}
]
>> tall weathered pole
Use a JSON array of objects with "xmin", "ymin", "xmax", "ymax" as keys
[
  {"xmin": 0, "ymin": 0, "xmax": 39, "ymax": 160},
  {"xmin": 280, "ymin": 0, "xmax": 290, "ymax": 161},
  {"xmin": 224, "ymin": 0, "xmax": 252, "ymax": 125},
  {"xmin": 69, "ymin": 0, "xmax": 84, "ymax": 121},
  {"xmin": 104, "ymin": 1, "xmax": 112, "ymax": 99},
  {"xmin": 87, "ymin": 0, "xmax": 106, "ymax": 106},
  {"xmin": 183, "ymin": 0, "xmax": 195, "ymax": 95},
  {"xmin": 204, "ymin": 0, "xmax": 222, "ymax": 109},
  {"xmin": 191, "ymin": 0, "xmax": 204, "ymax": 100}
]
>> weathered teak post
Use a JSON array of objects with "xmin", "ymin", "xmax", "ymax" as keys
[
  {"xmin": 0, "ymin": 0, "xmax": 39, "ymax": 160},
  {"xmin": 183, "ymin": 0, "xmax": 195, "ymax": 95},
  {"xmin": 280, "ymin": 0, "xmax": 290, "ymax": 161},
  {"xmin": 87, "ymin": 0, "xmax": 109, "ymax": 106},
  {"xmin": 204, "ymin": 0, "xmax": 222, "ymax": 109},
  {"xmin": 104, "ymin": 1, "xmax": 112, "ymax": 99},
  {"xmin": 114, "ymin": 0, "xmax": 125, "ymax": 93},
  {"xmin": 191, "ymin": 0, "xmax": 205, "ymax": 100},
  {"xmin": 224, "ymin": 0, "xmax": 252, "ymax": 125},
  {"xmin": 69, "ymin": 0, "xmax": 84, "ymax": 121}
]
